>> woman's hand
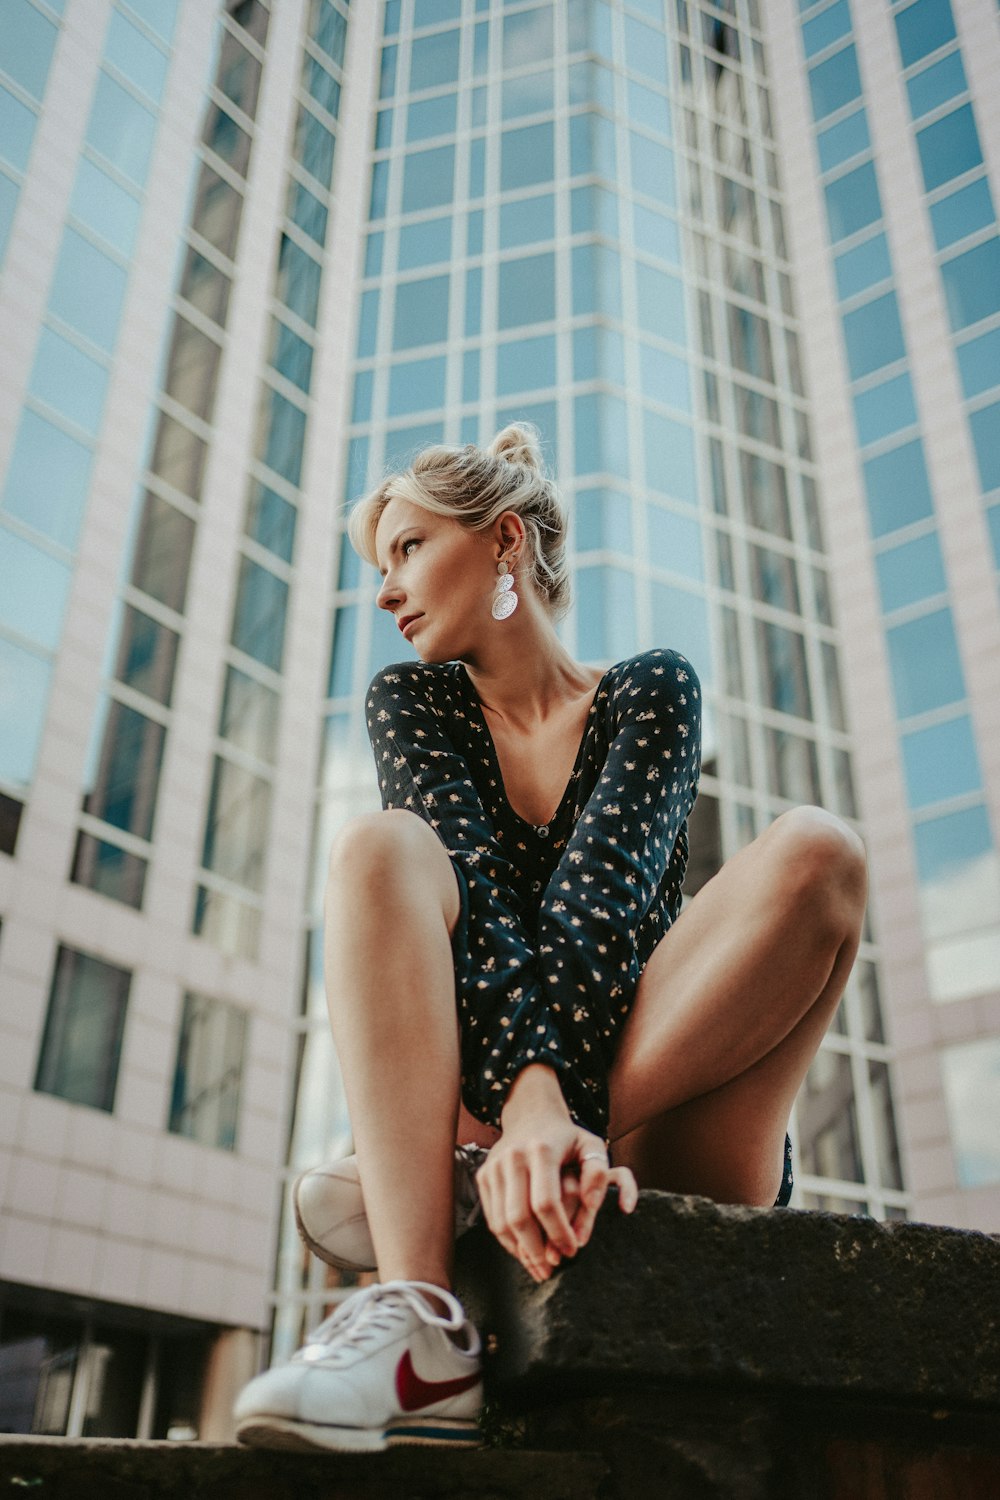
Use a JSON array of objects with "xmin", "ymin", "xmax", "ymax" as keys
[{"xmin": 475, "ymin": 1065, "xmax": 638, "ymax": 1282}]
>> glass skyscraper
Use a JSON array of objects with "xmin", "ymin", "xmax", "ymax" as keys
[{"xmin": 1, "ymin": 0, "xmax": 997, "ymax": 1435}]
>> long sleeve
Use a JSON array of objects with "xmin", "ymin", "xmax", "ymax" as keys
[
  {"xmin": 533, "ymin": 650, "xmax": 702, "ymax": 1130},
  {"xmin": 364, "ymin": 663, "xmax": 584, "ymax": 1129}
]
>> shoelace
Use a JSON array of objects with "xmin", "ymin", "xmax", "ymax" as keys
[{"xmin": 295, "ymin": 1280, "xmax": 468, "ymax": 1367}]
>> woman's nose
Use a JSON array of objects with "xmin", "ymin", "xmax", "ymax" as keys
[{"xmin": 376, "ymin": 575, "xmax": 399, "ymax": 610}]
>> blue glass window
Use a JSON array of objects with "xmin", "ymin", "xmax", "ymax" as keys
[
  {"xmin": 0, "ymin": 637, "xmax": 51, "ymax": 786},
  {"xmin": 293, "ymin": 107, "xmax": 335, "ymax": 191},
  {"xmin": 906, "ymin": 50, "xmax": 967, "ymax": 118},
  {"xmin": 402, "ymin": 144, "xmax": 455, "ymax": 212},
  {"xmin": 639, "ymin": 343, "xmax": 691, "ymax": 412},
  {"xmin": 231, "ymin": 557, "xmax": 288, "ymax": 672},
  {"xmin": 414, "ymin": 0, "xmax": 461, "ymax": 24},
  {"xmin": 887, "ymin": 607, "xmax": 965, "ymax": 718},
  {"xmin": 497, "ymin": 334, "xmax": 556, "ymax": 396},
  {"xmin": 34, "ymin": 947, "xmax": 131, "ymax": 1113},
  {"xmin": 246, "ymin": 481, "xmax": 297, "ymax": 565},
  {"xmin": 941, "ymin": 238, "xmax": 1000, "ymax": 330},
  {"xmin": 398, "ymin": 215, "xmax": 452, "ymax": 269},
  {"xmin": 328, "ymin": 604, "xmax": 358, "ymax": 697},
  {"xmin": 646, "ymin": 504, "xmax": 703, "ymax": 581},
  {"xmin": 802, "ymin": 0, "xmax": 851, "ymax": 58},
  {"xmin": 502, "ymin": 69, "xmax": 554, "ymax": 121},
  {"xmin": 817, "ymin": 108, "xmax": 870, "ymax": 172},
  {"xmin": 825, "ymin": 161, "xmax": 882, "ymax": 242},
  {"xmin": 969, "ymin": 401, "xmax": 1000, "ymax": 496},
  {"xmin": 393, "ymin": 274, "xmax": 450, "ymax": 348},
  {"xmin": 916, "ymin": 105, "xmax": 982, "ymax": 193},
  {"xmin": 498, "ymin": 251, "xmax": 555, "ymax": 328},
  {"xmin": 643, "ymin": 410, "xmax": 696, "ymax": 506},
  {"xmin": 0, "ymin": 85, "xmax": 36, "ymax": 173},
  {"xmin": 842, "ymin": 290, "xmax": 906, "ymax": 380},
  {"xmin": 258, "ymin": 387, "xmax": 306, "ymax": 488},
  {"xmin": 462, "ymin": 347, "xmax": 479, "ymax": 403},
  {"xmin": 276, "ymin": 235, "xmax": 322, "ymax": 325},
  {"xmin": 271, "ymin": 318, "xmax": 313, "ymax": 394},
  {"xmin": 501, "ymin": 121, "xmax": 555, "ymax": 191},
  {"xmin": 466, "ymin": 208, "xmax": 483, "ymax": 254},
  {"xmin": 567, "ymin": 0, "xmax": 614, "ymax": 62},
  {"xmin": 635, "ymin": 262, "xmax": 685, "ymax": 343},
  {"xmin": 574, "ymin": 391, "xmax": 629, "ymax": 479},
  {"xmin": 913, "ymin": 803, "xmax": 992, "ymax": 885},
  {"xmin": 573, "ymin": 324, "xmax": 624, "ymax": 384},
  {"xmin": 1, "ymin": 0, "xmax": 57, "ymax": 100},
  {"xmin": 576, "ymin": 565, "xmax": 637, "ymax": 664},
  {"xmin": 121, "ymin": 0, "xmax": 179, "ymax": 44},
  {"xmin": 465, "ymin": 265, "xmax": 481, "ymax": 336},
  {"xmin": 941, "ymin": 1038, "xmax": 1000, "ymax": 1188},
  {"xmin": 105, "ymin": 9, "xmax": 169, "ymax": 103},
  {"xmin": 409, "ymin": 29, "xmax": 460, "ymax": 90},
  {"xmin": 624, "ymin": 15, "xmax": 668, "ymax": 85},
  {"xmin": 627, "ymin": 78, "xmax": 672, "ymax": 138},
  {"xmin": 379, "ymin": 44, "xmax": 397, "ymax": 99},
  {"xmin": 500, "ymin": 192, "xmax": 554, "ymax": 249},
  {"xmin": 2, "ymin": 408, "xmax": 93, "ymax": 549},
  {"xmin": 863, "ymin": 438, "xmax": 934, "ymax": 537},
  {"xmin": 503, "ymin": 6, "xmax": 555, "ymax": 66},
  {"xmin": 653, "ymin": 583, "xmax": 712, "ymax": 684},
  {"xmin": 930, "ymin": 179, "xmax": 995, "ymax": 251},
  {"xmin": 901, "ymin": 714, "xmax": 981, "ymax": 809},
  {"xmin": 0, "ymin": 172, "xmax": 16, "ymax": 263},
  {"xmin": 808, "ymin": 45, "xmax": 862, "ymax": 122},
  {"xmin": 629, "ymin": 131, "xmax": 675, "ymax": 207},
  {"xmin": 49, "ymin": 228, "xmax": 128, "ymax": 353},
  {"xmin": 570, "ymin": 111, "xmax": 616, "ymax": 178},
  {"xmin": 0, "ymin": 524, "xmax": 70, "ymax": 652},
  {"xmin": 86, "ymin": 71, "xmax": 157, "ymax": 186},
  {"xmin": 29, "ymin": 326, "xmax": 109, "ymax": 436},
  {"xmin": 834, "ymin": 232, "xmax": 892, "ymax": 300},
  {"xmin": 370, "ymin": 158, "xmax": 389, "ymax": 218},
  {"xmin": 853, "ymin": 371, "xmax": 917, "ymax": 447},
  {"xmin": 388, "ymin": 353, "xmax": 447, "ymax": 414},
  {"xmin": 875, "ymin": 531, "xmax": 946, "ymax": 613},
  {"xmin": 407, "ymin": 92, "xmax": 457, "ymax": 142},
  {"xmin": 956, "ymin": 326, "xmax": 1000, "ymax": 399},
  {"xmin": 894, "ymin": 0, "xmax": 957, "ymax": 69},
  {"xmin": 83, "ymin": 699, "xmax": 165, "ymax": 838},
  {"xmin": 201, "ymin": 756, "xmax": 270, "ymax": 892},
  {"xmin": 571, "ymin": 242, "xmax": 621, "ymax": 317},
  {"xmin": 70, "ymin": 159, "xmax": 141, "ymax": 258},
  {"xmin": 574, "ymin": 488, "xmax": 632, "ymax": 552},
  {"xmin": 632, "ymin": 203, "xmax": 680, "ymax": 264},
  {"xmin": 357, "ymin": 289, "xmax": 379, "ymax": 356}
]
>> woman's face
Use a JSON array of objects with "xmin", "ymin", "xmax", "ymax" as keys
[{"xmin": 374, "ymin": 496, "xmax": 504, "ymax": 662}]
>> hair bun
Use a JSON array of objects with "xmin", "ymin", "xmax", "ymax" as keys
[{"xmin": 488, "ymin": 421, "xmax": 545, "ymax": 475}]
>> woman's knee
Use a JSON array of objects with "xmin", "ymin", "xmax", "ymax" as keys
[
  {"xmin": 327, "ymin": 810, "xmax": 460, "ymax": 929},
  {"xmin": 766, "ymin": 806, "xmax": 868, "ymax": 927}
]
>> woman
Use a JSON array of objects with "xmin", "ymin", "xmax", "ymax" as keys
[{"xmin": 235, "ymin": 424, "xmax": 868, "ymax": 1454}]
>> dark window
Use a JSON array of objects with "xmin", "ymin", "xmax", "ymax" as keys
[{"xmin": 35, "ymin": 946, "xmax": 131, "ymax": 1112}]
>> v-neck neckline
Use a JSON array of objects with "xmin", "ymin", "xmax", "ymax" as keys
[{"xmin": 459, "ymin": 664, "xmax": 611, "ymax": 830}]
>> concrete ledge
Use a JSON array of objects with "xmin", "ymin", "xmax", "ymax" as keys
[{"xmin": 455, "ymin": 1191, "xmax": 1000, "ymax": 1409}]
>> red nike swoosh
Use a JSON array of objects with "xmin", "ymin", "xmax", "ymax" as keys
[{"xmin": 395, "ymin": 1348, "xmax": 481, "ymax": 1412}]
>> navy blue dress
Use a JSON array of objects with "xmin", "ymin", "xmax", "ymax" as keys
[{"xmin": 365, "ymin": 647, "xmax": 794, "ymax": 1209}]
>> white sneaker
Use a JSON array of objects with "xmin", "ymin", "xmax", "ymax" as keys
[
  {"xmin": 293, "ymin": 1143, "xmax": 489, "ymax": 1272},
  {"xmin": 234, "ymin": 1280, "xmax": 483, "ymax": 1453}
]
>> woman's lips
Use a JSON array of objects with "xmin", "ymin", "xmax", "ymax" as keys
[{"xmin": 400, "ymin": 615, "xmax": 422, "ymax": 639}]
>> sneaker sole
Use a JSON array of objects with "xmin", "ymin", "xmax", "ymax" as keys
[{"xmin": 236, "ymin": 1414, "xmax": 483, "ymax": 1453}]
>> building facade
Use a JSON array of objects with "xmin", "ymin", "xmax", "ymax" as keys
[{"xmin": 0, "ymin": 0, "xmax": 996, "ymax": 1438}]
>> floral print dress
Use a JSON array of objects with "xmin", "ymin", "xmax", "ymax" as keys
[{"xmin": 365, "ymin": 646, "xmax": 793, "ymax": 1208}]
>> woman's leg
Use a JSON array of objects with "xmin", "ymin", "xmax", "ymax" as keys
[
  {"xmin": 325, "ymin": 808, "xmax": 464, "ymax": 1287},
  {"xmin": 607, "ymin": 806, "xmax": 868, "ymax": 1206}
]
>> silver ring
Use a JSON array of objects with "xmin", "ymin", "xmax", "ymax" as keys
[{"xmin": 581, "ymin": 1152, "xmax": 608, "ymax": 1164}]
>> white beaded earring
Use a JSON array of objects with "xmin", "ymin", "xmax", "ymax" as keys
[{"xmin": 492, "ymin": 556, "xmax": 518, "ymax": 620}]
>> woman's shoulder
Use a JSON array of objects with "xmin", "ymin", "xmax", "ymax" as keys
[
  {"xmin": 605, "ymin": 646, "xmax": 701, "ymax": 696},
  {"xmin": 366, "ymin": 659, "xmax": 459, "ymax": 710}
]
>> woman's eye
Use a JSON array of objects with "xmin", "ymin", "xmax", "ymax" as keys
[{"xmin": 402, "ymin": 538, "xmax": 420, "ymax": 557}]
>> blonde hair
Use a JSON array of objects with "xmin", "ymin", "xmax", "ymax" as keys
[{"xmin": 346, "ymin": 422, "xmax": 572, "ymax": 620}]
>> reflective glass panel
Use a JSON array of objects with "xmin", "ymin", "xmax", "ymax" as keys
[
  {"xmin": 798, "ymin": 1048, "xmax": 864, "ymax": 1182},
  {"xmin": 875, "ymin": 531, "xmax": 946, "ymax": 613},
  {"xmin": 389, "ymin": 353, "xmax": 447, "ymax": 414},
  {"xmin": 149, "ymin": 411, "xmax": 208, "ymax": 500},
  {"xmin": 114, "ymin": 604, "xmax": 179, "ymax": 706},
  {"xmin": 270, "ymin": 317, "xmax": 313, "ymax": 394},
  {"xmin": 652, "ymin": 583, "xmax": 711, "ymax": 687},
  {"xmin": 276, "ymin": 235, "xmax": 322, "ymax": 325},
  {"xmin": 499, "ymin": 193, "xmax": 554, "ymax": 249},
  {"xmin": 807, "ymin": 45, "xmax": 862, "ymax": 122},
  {"xmin": 394, "ymin": 273, "xmax": 449, "ymax": 348},
  {"xmin": 414, "ymin": 0, "xmax": 461, "ymax": 27},
  {"xmin": 930, "ymin": 179, "xmax": 995, "ymax": 252},
  {"xmin": 574, "ymin": 391, "xmax": 629, "ymax": 479},
  {"xmin": 398, "ymin": 215, "xmax": 451, "ymax": 269},
  {"xmin": 632, "ymin": 204, "xmax": 679, "ymax": 265},
  {"xmin": 639, "ymin": 343, "xmax": 690, "ymax": 412},
  {"xmin": 572, "ymin": 242, "xmax": 621, "ymax": 318},
  {"xmin": 192, "ymin": 882, "xmax": 260, "ymax": 959},
  {"xmin": 576, "ymin": 565, "xmax": 637, "ymax": 663},
  {"xmin": 901, "ymin": 713, "xmax": 981, "ymax": 808},
  {"xmin": 49, "ymin": 229, "xmax": 127, "ymax": 353},
  {"xmin": 86, "ymin": 71, "xmax": 156, "ymax": 185},
  {"xmin": 0, "ymin": 635, "xmax": 51, "ymax": 786},
  {"xmin": 130, "ymin": 492, "xmax": 195, "ymax": 612},
  {"xmin": 231, "ymin": 556, "xmax": 289, "ymax": 672},
  {"xmin": 498, "ymin": 251, "xmax": 555, "ymax": 328},
  {"xmin": 647, "ymin": 505, "xmax": 703, "ymax": 581},
  {"xmin": 83, "ymin": 699, "xmax": 166, "ymax": 839},
  {"xmin": 630, "ymin": 132, "xmax": 675, "ymax": 207},
  {"xmin": 868, "ymin": 1060, "xmax": 904, "ymax": 1190},
  {"xmin": 34, "ymin": 946, "xmax": 130, "ymax": 1113},
  {"xmin": 191, "ymin": 163, "xmax": 243, "ymax": 258},
  {"xmin": 121, "ymin": 0, "xmax": 179, "ymax": 44},
  {"xmin": 310, "ymin": 0, "xmax": 346, "ymax": 65},
  {"xmin": 69, "ymin": 159, "xmax": 141, "ymax": 258},
  {"xmin": 70, "ymin": 832, "xmax": 146, "ymax": 909},
  {"xmin": 503, "ymin": 6, "xmax": 554, "ymax": 67},
  {"xmin": 624, "ymin": 14, "xmax": 667, "ymax": 85},
  {"xmin": 257, "ymin": 387, "xmax": 307, "ymax": 488},
  {"xmin": 574, "ymin": 488, "xmax": 632, "ymax": 553},
  {"xmin": 409, "ymin": 28, "xmax": 460, "ymax": 89},
  {"xmin": 863, "ymin": 438, "xmax": 934, "ymax": 537},
  {"xmin": 825, "ymin": 161, "xmax": 881, "ymax": 242},
  {"xmin": 105, "ymin": 9, "xmax": 168, "ymax": 102},
  {"xmin": 766, "ymin": 728, "xmax": 821, "ymax": 802},
  {"xmin": 643, "ymin": 410, "xmax": 695, "ymax": 505},
  {"xmin": 756, "ymin": 620, "xmax": 812, "ymax": 718},
  {"xmin": 906, "ymin": 49, "xmax": 967, "ymax": 118},
  {"xmin": 328, "ymin": 603, "xmax": 358, "ymax": 697},
  {"xmin": 0, "ymin": 523, "xmax": 71, "ymax": 652},
  {"xmin": 219, "ymin": 664, "xmax": 279, "ymax": 763},
  {"xmin": 0, "ymin": 85, "xmax": 34, "ymax": 174},
  {"xmin": 162, "ymin": 315, "xmax": 222, "ymax": 421},
  {"xmin": 635, "ymin": 263, "xmax": 685, "ymax": 343},
  {"xmin": 501, "ymin": 69, "xmax": 553, "ymax": 121},
  {"xmin": 1, "ymin": 0, "xmax": 57, "ymax": 100},
  {"xmin": 293, "ymin": 106, "xmax": 335, "ymax": 191},
  {"xmin": 740, "ymin": 451, "xmax": 792, "ymax": 539},
  {"xmin": 569, "ymin": 111, "xmax": 615, "ymax": 179},
  {"xmin": 833, "ymin": 233, "xmax": 892, "ymax": 301},
  {"xmin": 2, "ymin": 408, "xmax": 93, "ymax": 549},
  {"xmin": 887, "ymin": 607, "xmax": 965, "ymax": 718},
  {"xmin": 842, "ymin": 291, "xmax": 906, "ymax": 380},
  {"xmin": 853, "ymin": 371, "xmax": 917, "ymax": 447},
  {"xmin": 969, "ymin": 400, "xmax": 1000, "ymax": 495},
  {"xmin": 894, "ymin": 0, "xmax": 957, "ymax": 68},
  {"xmin": 497, "ymin": 335, "xmax": 555, "ymax": 397},
  {"xmin": 941, "ymin": 1039, "xmax": 1000, "ymax": 1187},
  {"xmin": 573, "ymin": 324, "xmax": 624, "ymax": 384},
  {"xmin": 751, "ymin": 544, "xmax": 800, "ymax": 613},
  {"xmin": 218, "ymin": 26, "xmax": 263, "ymax": 117},
  {"xmin": 245, "ymin": 480, "xmax": 297, "ymax": 563},
  {"xmin": 303, "ymin": 53, "xmax": 341, "ymax": 118},
  {"xmin": 201, "ymin": 755, "xmax": 271, "ymax": 891},
  {"xmin": 940, "ymin": 237, "xmax": 1000, "ymax": 331},
  {"xmin": 169, "ymin": 992, "xmax": 247, "ymax": 1150},
  {"xmin": 802, "ymin": 1, "xmax": 851, "ymax": 59},
  {"xmin": 202, "ymin": 101, "xmax": 251, "ymax": 177},
  {"xmin": 916, "ymin": 104, "xmax": 982, "ymax": 194},
  {"xmin": 501, "ymin": 121, "xmax": 554, "ymax": 192}
]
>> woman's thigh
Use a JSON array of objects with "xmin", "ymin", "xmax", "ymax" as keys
[{"xmin": 607, "ymin": 807, "xmax": 866, "ymax": 1205}]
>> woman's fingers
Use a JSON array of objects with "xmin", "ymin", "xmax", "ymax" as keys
[
  {"xmin": 503, "ymin": 1160, "xmax": 554, "ymax": 1281},
  {"xmin": 527, "ymin": 1147, "xmax": 578, "ymax": 1262},
  {"xmin": 611, "ymin": 1164, "xmax": 639, "ymax": 1213}
]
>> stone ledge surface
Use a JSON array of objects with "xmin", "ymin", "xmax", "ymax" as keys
[{"xmin": 455, "ymin": 1190, "xmax": 1000, "ymax": 1410}]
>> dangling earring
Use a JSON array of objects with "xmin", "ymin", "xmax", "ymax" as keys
[{"xmin": 492, "ymin": 556, "xmax": 518, "ymax": 620}]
